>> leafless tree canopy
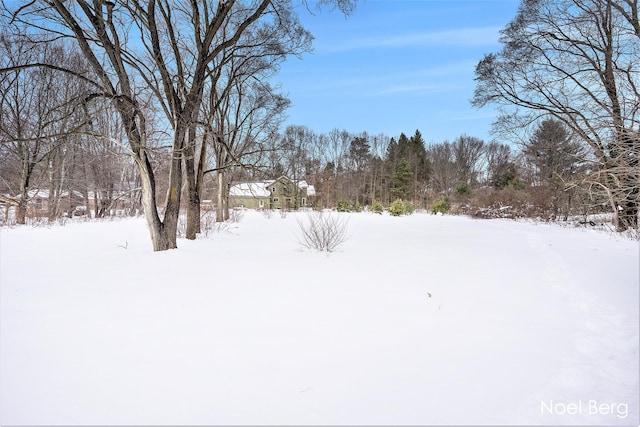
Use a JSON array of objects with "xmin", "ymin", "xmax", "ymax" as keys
[
  {"xmin": 473, "ymin": 0, "xmax": 639, "ymax": 230},
  {"xmin": 0, "ymin": 0, "xmax": 355, "ymax": 249},
  {"xmin": 2, "ymin": 0, "xmax": 636, "ymax": 238}
]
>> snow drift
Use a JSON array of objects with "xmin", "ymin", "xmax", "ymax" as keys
[{"xmin": 1, "ymin": 211, "xmax": 637, "ymax": 425}]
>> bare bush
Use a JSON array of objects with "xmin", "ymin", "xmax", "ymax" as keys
[
  {"xmin": 297, "ymin": 212, "xmax": 349, "ymax": 253},
  {"xmin": 177, "ymin": 210, "xmax": 239, "ymax": 238},
  {"xmin": 456, "ymin": 187, "xmax": 537, "ymax": 219},
  {"xmin": 229, "ymin": 208, "xmax": 245, "ymax": 223}
]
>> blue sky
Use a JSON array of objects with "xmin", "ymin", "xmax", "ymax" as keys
[{"xmin": 277, "ymin": 0, "xmax": 521, "ymax": 143}]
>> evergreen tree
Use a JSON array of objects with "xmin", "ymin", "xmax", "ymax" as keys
[
  {"xmin": 524, "ymin": 119, "xmax": 582, "ymax": 186},
  {"xmin": 382, "ymin": 131, "xmax": 430, "ymax": 205},
  {"xmin": 409, "ymin": 130, "xmax": 429, "ymax": 181},
  {"xmin": 383, "ymin": 137, "xmax": 398, "ymax": 203},
  {"xmin": 384, "ymin": 138, "xmax": 398, "ymax": 168},
  {"xmin": 347, "ymin": 136, "xmax": 372, "ymax": 205},
  {"xmin": 390, "ymin": 159, "xmax": 412, "ymax": 199},
  {"xmin": 523, "ymin": 119, "xmax": 585, "ymax": 218},
  {"xmin": 348, "ymin": 137, "xmax": 371, "ymax": 171}
]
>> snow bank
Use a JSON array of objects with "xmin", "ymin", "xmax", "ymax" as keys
[{"xmin": 1, "ymin": 212, "xmax": 637, "ymax": 425}]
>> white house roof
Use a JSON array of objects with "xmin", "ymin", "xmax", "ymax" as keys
[
  {"xmin": 229, "ymin": 182, "xmax": 270, "ymax": 198},
  {"xmin": 26, "ymin": 189, "xmax": 84, "ymax": 199},
  {"xmin": 229, "ymin": 177, "xmax": 316, "ymax": 198},
  {"xmin": 297, "ymin": 180, "xmax": 316, "ymax": 196}
]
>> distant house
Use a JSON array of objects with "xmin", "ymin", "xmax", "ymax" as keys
[
  {"xmin": 229, "ymin": 176, "xmax": 316, "ymax": 210},
  {"xmin": 8, "ymin": 186, "xmax": 140, "ymax": 218},
  {"xmin": 23, "ymin": 189, "xmax": 85, "ymax": 217}
]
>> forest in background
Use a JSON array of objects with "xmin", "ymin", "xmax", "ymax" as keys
[{"xmin": 0, "ymin": 0, "xmax": 637, "ymax": 251}]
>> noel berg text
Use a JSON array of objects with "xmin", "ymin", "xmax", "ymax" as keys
[{"xmin": 541, "ymin": 400, "xmax": 628, "ymax": 419}]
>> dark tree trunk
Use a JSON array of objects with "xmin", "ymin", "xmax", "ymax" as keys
[
  {"xmin": 184, "ymin": 126, "xmax": 200, "ymax": 240},
  {"xmin": 615, "ymin": 189, "xmax": 639, "ymax": 231},
  {"xmin": 162, "ymin": 141, "xmax": 183, "ymax": 248},
  {"xmin": 17, "ymin": 175, "xmax": 30, "ymax": 225},
  {"xmin": 16, "ymin": 199, "xmax": 27, "ymax": 225},
  {"xmin": 184, "ymin": 156, "xmax": 201, "ymax": 239}
]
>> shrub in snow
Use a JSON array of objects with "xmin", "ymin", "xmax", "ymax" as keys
[
  {"xmin": 465, "ymin": 187, "xmax": 538, "ymax": 220},
  {"xmin": 371, "ymin": 200, "xmax": 384, "ymax": 214},
  {"xmin": 200, "ymin": 211, "xmax": 232, "ymax": 237},
  {"xmin": 405, "ymin": 201, "xmax": 415, "ymax": 214},
  {"xmin": 336, "ymin": 199, "xmax": 362, "ymax": 212},
  {"xmin": 229, "ymin": 208, "xmax": 244, "ymax": 223},
  {"xmin": 336, "ymin": 200, "xmax": 349, "ymax": 212},
  {"xmin": 297, "ymin": 212, "xmax": 349, "ymax": 252},
  {"xmin": 389, "ymin": 198, "xmax": 413, "ymax": 216},
  {"xmin": 431, "ymin": 198, "xmax": 449, "ymax": 214}
]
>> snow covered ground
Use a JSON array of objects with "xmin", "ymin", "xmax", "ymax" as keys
[{"xmin": 1, "ymin": 211, "xmax": 638, "ymax": 425}]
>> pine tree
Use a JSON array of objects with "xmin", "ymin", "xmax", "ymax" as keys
[
  {"xmin": 391, "ymin": 159, "xmax": 413, "ymax": 199},
  {"xmin": 524, "ymin": 119, "xmax": 586, "ymax": 218}
]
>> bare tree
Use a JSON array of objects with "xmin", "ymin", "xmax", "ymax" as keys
[
  {"xmin": 80, "ymin": 101, "xmax": 141, "ymax": 217},
  {"xmin": 473, "ymin": 0, "xmax": 639, "ymax": 230},
  {"xmin": 205, "ymin": 61, "xmax": 291, "ymax": 223},
  {"xmin": 452, "ymin": 134, "xmax": 484, "ymax": 188},
  {"xmin": 427, "ymin": 142, "xmax": 457, "ymax": 195},
  {"xmin": 484, "ymin": 141, "xmax": 518, "ymax": 189},
  {"xmin": 0, "ymin": 34, "xmax": 87, "ymax": 223},
  {"xmin": 368, "ymin": 133, "xmax": 390, "ymax": 205},
  {"xmin": 195, "ymin": 11, "xmax": 310, "ymax": 227},
  {"xmin": 3, "ymin": 0, "xmax": 355, "ymax": 249},
  {"xmin": 278, "ymin": 125, "xmax": 314, "ymax": 208},
  {"xmin": 3, "ymin": 1, "xmax": 183, "ymax": 248}
]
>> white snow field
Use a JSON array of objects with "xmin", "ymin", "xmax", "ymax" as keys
[{"xmin": 0, "ymin": 211, "xmax": 638, "ymax": 425}]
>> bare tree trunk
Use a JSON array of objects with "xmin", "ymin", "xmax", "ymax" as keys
[
  {"xmin": 223, "ymin": 188, "xmax": 230, "ymax": 220},
  {"xmin": 162, "ymin": 138, "xmax": 183, "ymax": 248},
  {"xmin": 216, "ymin": 171, "xmax": 229, "ymax": 222},
  {"xmin": 613, "ymin": 178, "xmax": 639, "ymax": 231},
  {"xmin": 16, "ymin": 163, "xmax": 32, "ymax": 225},
  {"xmin": 134, "ymin": 153, "xmax": 173, "ymax": 251},
  {"xmin": 16, "ymin": 197, "xmax": 27, "ymax": 225},
  {"xmin": 184, "ymin": 126, "xmax": 200, "ymax": 240}
]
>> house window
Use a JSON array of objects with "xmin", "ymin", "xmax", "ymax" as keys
[
  {"xmin": 301, "ymin": 198, "xmax": 306, "ymax": 205},
  {"xmin": 273, "ymin": 197, "xmax": 279, "ymax": 202},
  {"xmin": 259, "ymin": 200, "xmax": 264, "ymax": 208},
  {"xmin": 272, "ymin": 187, "xmax": 276, "ymax": 192}
]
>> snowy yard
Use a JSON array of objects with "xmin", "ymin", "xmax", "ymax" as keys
[{"xmin": 0, "ymin": 211, "xmax": 638, "ymax": 425}]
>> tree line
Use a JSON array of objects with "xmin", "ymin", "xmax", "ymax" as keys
[
  {"xmin": 0, "ymin": 0, "xmax": 637, "ymax": 252},
  {"xmin": 234, "ymin": 121, "xmax": 596, "ymax": 222}
]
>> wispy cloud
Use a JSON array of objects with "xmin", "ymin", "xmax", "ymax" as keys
[
  {"xmin": 283, "ymin": 60, "xmax": 477, "ymax": 98},
  {"xmin": 320, "ymin": 26, "xmax": 502, "ymax": 53},
  {"xmin": 376, "ymin": 83, "xmax": 457, "ymax": 96}
]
